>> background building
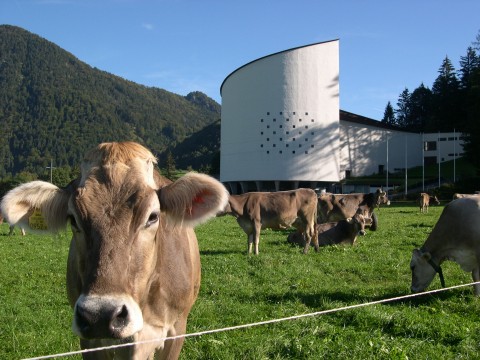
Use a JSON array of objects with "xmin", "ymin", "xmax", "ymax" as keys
[{"xmin": 220, "ymin": 41, "xmax": 464, "ymax": 194}]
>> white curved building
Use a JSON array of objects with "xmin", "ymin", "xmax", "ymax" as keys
[
  {"xmin": 220, "ymin": 40, "xmax": 464, "ymax": 194},
  {"xmin": 220, "ymin": 40, "xmax": 340, "ymax": 193}
]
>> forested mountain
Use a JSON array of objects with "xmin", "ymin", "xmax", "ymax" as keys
[{"xmin": 0, "ymin": 25, "xmax": 220, "ymax": 177}]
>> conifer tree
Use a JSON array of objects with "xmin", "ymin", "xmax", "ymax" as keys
[
  {"xmin": 395, "ymin": 88, "xmax": 411, "ymax": 128},
  {"xmin": 409, "ymin": 83, "xmax": 432, "ymax": 132},
  {"xmin": 431, "ymin": 56, "xmax": 461, "ymax": 131},
  {"xmin": 381, "ymin": 101, "xmax": 396, "ymax": 126}
]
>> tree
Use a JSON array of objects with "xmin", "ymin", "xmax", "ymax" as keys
[
  {"xmin": 164, "ymin": 151, "xmax": 176, "ymax": 180},
  {"xmin": 461, "ymin": 43, "xmax": 480, "ymax": 166},
  {"xmin": 409, "ymin": 83, "xmax": 432, "ymax": 132},
  {"xmin": 431, "ymin": 56, "xmax": 461, "ymax": 131},
  {"xmin": 381, "ymin": 101, "xmax": 396, "ymax": 126},
  {"xmin": 458, "ymin": 47, "xmax": 479, "ymax": 90},
  {"xmin": 395, "ymin": 88, "xmax": 411, "ymax": 128}
]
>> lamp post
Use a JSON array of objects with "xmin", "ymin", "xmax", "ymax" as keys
[{"xmin": 46, "ymin": 159, "xmax": 55, "ymax": 183}]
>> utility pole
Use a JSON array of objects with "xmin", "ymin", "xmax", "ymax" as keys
[{"xmin": 46, "ymin": 159, "xmax": 55, "ymax": 183}]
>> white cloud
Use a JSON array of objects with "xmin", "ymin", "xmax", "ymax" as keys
[{"xmin": 142, "ymin": 23, "xmax": 154, "ymax": 31}]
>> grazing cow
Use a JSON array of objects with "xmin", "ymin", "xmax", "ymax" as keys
[
  {"xmin": 288, "ymin": 212, "xmax": 369, "ymax": 253},
  {"xmin": 0, "ymin": 142, "xmax": 229, "ymax": 359},
  {"xmin": 411, "ymin": 196, "xmax": 480, "ymax": 295},
  {"xmin": 419, "ymin": 193, "xmax": 440, "ymax": 213},
  {"xmin": 317, "ymin": 189, "xmax": 390, "ymax": 231},
  {"xmin": 221, "ymin": 189, "xmax": 317, "ymax": 255}
]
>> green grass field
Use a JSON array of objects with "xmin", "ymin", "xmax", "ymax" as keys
[{"xmin": 1, "ymin": 201, "xmax": 479, "ymax": 359}]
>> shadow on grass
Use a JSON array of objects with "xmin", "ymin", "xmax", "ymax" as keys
[
  {"xmin": 262, "ymin": 287, "xmax": 467, "ymax": 310},
  {"xmin": 408, "ymin": 222, "xmax": 434, "ymax": 228},
  {"xmin": 200, "ymin": 249, "xmax": 243, "ymax": 256}
]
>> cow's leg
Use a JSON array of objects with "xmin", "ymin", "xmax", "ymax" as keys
[
  {"xmin": 21, "ymin": 227, "xmax": 26, "ymax": 236},
  {"xmin": 8, "ymin": 225, "xmax": 14, "ymax": 236},
  {"xmin": 253, "ymin": 222, "xmax": 261, "ymax": 255},
  {"xmin": 302, "ymin": 231, "xmax": 311, "ymax": 254},
  {"xmin": 247, "ymin": 233, "xmax": 254, "ymax": 255},
  {"xmin": 472, "ymin": 267, "xmax": 480, "ymax": 296},
  {"xmin": 303, "ymin": 226, "xmax": 317, "ymax": 254}
]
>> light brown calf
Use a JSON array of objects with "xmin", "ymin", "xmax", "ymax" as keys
[
  {"xmin": 419, "ymin": 193, "xmax": 440, "ymax": 213},
  {"xmin": 221, "ymin": 189, "xmax": 318, "ymax": 255}
]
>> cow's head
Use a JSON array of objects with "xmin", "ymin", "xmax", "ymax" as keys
[
  {"xmin": 0, "ymin": 142, "xmax": 229, "ymax": 341},
  {"xmin": 410, "ymin": 248, "xmax": 437, "ymax": 293},
  {"xmin": 432, "ymin": 196, "xmax": 440, "ymax": 205},
  {"xmin": 375, "ymin": 188, "xmax": 390, "ymax": 206},
  {"xmin": 347, "ymin": 213, "xmax": 368, "ymax": 236}
]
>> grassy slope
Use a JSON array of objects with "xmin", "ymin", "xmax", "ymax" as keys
[{"xmin": 1, "ymin": 202, "xmax": 479, "ymax": 359}]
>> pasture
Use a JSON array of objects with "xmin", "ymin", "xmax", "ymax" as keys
[{"xmin": 1, "ymin": 202, "xmax": 479, "ymax": 359}]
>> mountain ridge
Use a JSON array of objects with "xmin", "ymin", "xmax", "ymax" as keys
[{"xmin": 0, "ymin": 25, "xmax": 220, "ymax": 176}]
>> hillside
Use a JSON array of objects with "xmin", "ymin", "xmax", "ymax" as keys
[{"xmin": 0, "ymin": 25, "xmax": 220, "ymax": 176}]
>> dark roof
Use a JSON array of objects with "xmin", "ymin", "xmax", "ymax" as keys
[{"xmin": 340, "ymin": 110, "xmax": 411, "ymax": 132}]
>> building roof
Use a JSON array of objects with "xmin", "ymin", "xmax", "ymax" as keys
[{"xmin": 340, "ymin": 110, "xmax": 413, "ymax": 132}]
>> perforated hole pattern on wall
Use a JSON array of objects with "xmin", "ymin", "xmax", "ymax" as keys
[{"xmin": 260, "ymin": 111, "xmax": 315, "ymax": 155}]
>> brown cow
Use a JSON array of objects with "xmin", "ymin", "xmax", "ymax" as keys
[
  {"xmin": 222, "ymin": 189, "xmax": 317, "ymax": 255},
  {"xmin": 288, "ymin": 212, "xmax": 369, "ymax": 253},
  {"xmin": 0, "ymin": 142, "xmax": 229, "ymax": 359},
  {"xmin": 411, "ymin": 196, "xmax": 480, "ymax": 295},
  {"xmin": 317, "ymin": 189, "xmax": 389, "ymax": 231},
  {"xmin": 419, "ymin": 193, "xmax": 440, "ymax": 213}
]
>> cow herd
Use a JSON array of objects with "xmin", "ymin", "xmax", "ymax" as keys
[{"xmin": 1, "ymin": 141, "xmax": 479, "ymax": 360}]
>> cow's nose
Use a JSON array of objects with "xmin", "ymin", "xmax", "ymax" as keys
[
  {"xmin": 75, "ymin": 302, "xmax": 129, "ymax": 339},
  {"xmin": 73, "ymin": 294, "xmax": 143, "ymax": 339},
  {"xmin": 359, "ymin": 230, "xmax": 366, "ymax": 236}
]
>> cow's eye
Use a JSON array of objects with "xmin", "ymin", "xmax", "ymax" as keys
[{"xmin": 146, "ymin": 211, "xmax": 159, "ymax": 227}]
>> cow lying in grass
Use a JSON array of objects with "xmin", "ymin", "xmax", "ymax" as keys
[{"xmin": 288, "ymin": 213, "xmax": 369, "ymax": 253}]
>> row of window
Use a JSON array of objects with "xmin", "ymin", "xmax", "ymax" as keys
[
  {"xmin": 265, "ymin": 150, "xmax": 311, "ymax": 155},
  {"xmin": 261, "ymin": 143, "xmax": 315, "ymax": 148},
  {"xmin": 265, "ymin": 111, "xmax": 310, "ymax": 116}
]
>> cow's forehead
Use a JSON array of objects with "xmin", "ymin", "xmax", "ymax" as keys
[{"xmin": 80, "ymin": 142, "xmax": 157, "ymax": 188}]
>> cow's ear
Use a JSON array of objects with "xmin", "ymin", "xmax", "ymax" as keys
[
  {"xmin": 0, "ymin": 180, "xmax": 70, "ymax": 233},
  {"xmin": 421, "ymin": 251, "xmax": 432, "ymax": 262},
  {"xmin": 158, "ymin": 172, "xmax": 229, "ymax": 227}
]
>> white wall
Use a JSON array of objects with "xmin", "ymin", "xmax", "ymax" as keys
[
  {"xmin": 340, "ymin": 120, "xmax": 423, "ymax": 177},
  {"xmin": 220, "ymin": 40, "xmax": 341, "ymax": 183}
]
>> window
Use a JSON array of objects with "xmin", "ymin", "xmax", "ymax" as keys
[{"xmin": 424, "ymin": 141, "xmax": 437, "ymax": 151}]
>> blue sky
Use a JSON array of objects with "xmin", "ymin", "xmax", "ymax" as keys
[{"xmin": 1, "ymin": 0, "xmax": 479, "ymax": 120}]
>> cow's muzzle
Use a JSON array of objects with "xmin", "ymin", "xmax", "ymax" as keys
[{"xmin": 73, "ymin": 294, "xmax": 143, "ymax": 339}]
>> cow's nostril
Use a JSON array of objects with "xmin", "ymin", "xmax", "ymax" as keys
[
  {"xmin": 110, "ymin": 304, "xmax": 129, "ymax": 332},
  {"xmin": 76, "ymin": 304, "xmax": 94, "ymax": 333}
]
